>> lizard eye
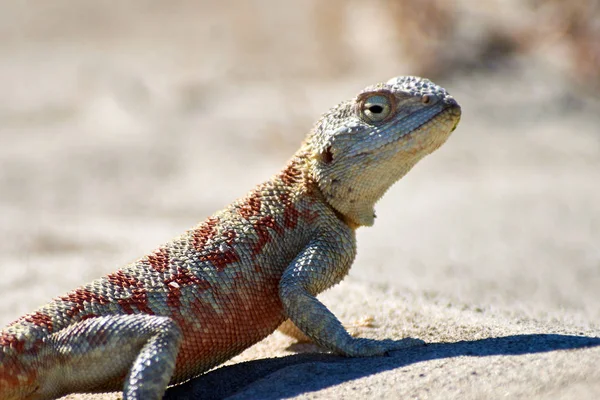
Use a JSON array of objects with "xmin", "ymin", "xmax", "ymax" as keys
[{"xmin": 360, "ymin": 94, "xmax": 392, "ymax": 123}]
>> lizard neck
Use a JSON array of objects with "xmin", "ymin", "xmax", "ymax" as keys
[
  {"xmin": 296, "ymin": 140, "xmax": 421, "ymax": 229},
  {"xmin": 280, "ymin": 145, "xmax": 363, "ymax": 231}
]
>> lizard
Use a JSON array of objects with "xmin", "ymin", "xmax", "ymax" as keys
[{"xmin": 0, "ymin": 75, "xmax": 461, "ymax": 400}]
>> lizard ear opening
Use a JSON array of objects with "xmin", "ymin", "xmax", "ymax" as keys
[{"xmin": 317, "ymin": 146, "xmax": 334, "ymax": 164}]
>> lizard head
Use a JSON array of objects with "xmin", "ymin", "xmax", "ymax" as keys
[{"xmin": 308, "ymin": 76, "xmax": 461, "ymax": 227}]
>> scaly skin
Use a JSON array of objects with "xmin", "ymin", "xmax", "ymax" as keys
[{"xmin": 0, "ymin": 76, "xmax": 461, "ymax": 400}]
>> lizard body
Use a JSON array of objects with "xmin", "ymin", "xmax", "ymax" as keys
[{"xmin": 0, "ymin": 76, "xmax": 461, "ymax": 399}]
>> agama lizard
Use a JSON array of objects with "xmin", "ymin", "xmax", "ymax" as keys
[{"xmin": 0, "ymin": 76, "xmax": 461, "ymax": 400}]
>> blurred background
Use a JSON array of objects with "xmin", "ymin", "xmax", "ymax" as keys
[{"xmin": 0, "ymin": 1, "xmax": 599, "ymax": 327}]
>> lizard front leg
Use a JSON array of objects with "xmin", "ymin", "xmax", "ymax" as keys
[{"xmin": 279, "ymin": 231, "xmax": 424, "ymax": 357}]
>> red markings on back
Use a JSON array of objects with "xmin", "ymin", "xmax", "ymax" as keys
[
  {"xmin": 238, "ymin": 190, "xmax": 262, "ymax": 220},
  {"xmin": 200, "ymin": 230, "xmax": 240, "ymax": 271},
  {"xmin": 203, "ymin": 250, "xmax": 240, "ymax": 272},
  {"xmin": 280, "ymin": 193, "xmax": 300, "ymax": 229},
  {"xmin": 252, "ymin": 215, "xmax": 284, "ymax": 256},
  {"xmin": 107, "ymin": 271, "xmax": 154, "ymax": 314},
  {"xmin": 107, "ymin": 270, "xmax": 143, "ymax": 289},
  {"xmin": 0, "ymin": 332, "xmax": 25, "ymax": 353},
  {"xmin": 164, "ymin": 269, "xmax": 211, "ymax": 308},
  {"xmin": 60, "ymin": 288, "xmax": 110, "ymax": 318},
  {"xmin": 147, "ymin": 247, "xmax": 170, "ymax": 273},
  {"xmin": 192, "ymin": 217, "xmax": 219, "ymax": 253},
  {"xmin": 117, "ymin": 290, "xmax": 154, "ymax": 315},
  {"xmin": 280, "ymin": 159, "xmax": 302, "ymax": 186},
  {"xmin": 282, "ymin": 193, "xmax": 320, "ymax": 226},
  {"xmin": 21, "ymin": 312, "xmax": 54, "ymax": 333}
]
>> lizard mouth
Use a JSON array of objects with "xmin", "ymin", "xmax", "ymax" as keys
[
  {"xmin": 377, "ymin": 102, "xmax": 462, "ymax": 159},
  {"xmin": 397, "ymin": 101, "xmax": 461, "ymax": 140}
]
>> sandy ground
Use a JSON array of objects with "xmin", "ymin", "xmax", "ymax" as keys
[{"xmin": 0, "ymin": 2, "xmax": 599, "ymax": 399}]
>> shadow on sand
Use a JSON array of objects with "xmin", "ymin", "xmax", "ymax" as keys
[{"xmin": 164, "ymin": 333, "xmax": 600, "ymax": 400}]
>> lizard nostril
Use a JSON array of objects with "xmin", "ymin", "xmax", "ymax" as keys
[
  {"xmin": 421, "ymin": 95, "xmax": 431, "ymax": 104},
  {"xmin": 444, "ymin": 96, "xmax": 458, "ymax": 107}
]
